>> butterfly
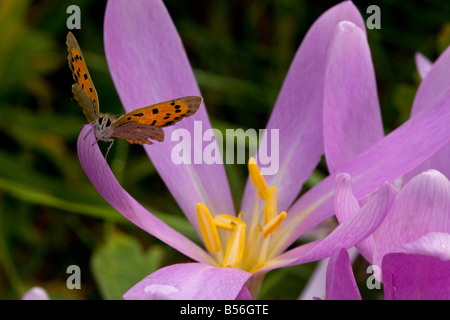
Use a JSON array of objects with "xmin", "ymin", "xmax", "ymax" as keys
[{"xmin": 66, "ymin": 32, "xmax": 202, "ymax": 156}]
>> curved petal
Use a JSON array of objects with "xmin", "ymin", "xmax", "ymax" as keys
[
  {"xmin": 240, "ymin": 1, "xmax": 366, "ymax": 216},
  {"xmin": 326, "ymin": 248, "xmax": 361, "ymax": 300},
  {"xmin": 104, "ymin": 0, "xmax": 234, "ymax": 230},
  {"xmin": 402, "ymin": 144, "xmax": 450, "ymax": 183},
  {"xmin": 373, "ymin": 170, "xmax": 450, "ymax": 269},
  {"xmin": 334, "ymin": 173, "xmax": 375, "ymax": 262},
  {"xmin": 299, "ymin": 246, "xmax": 359, "ymax": 300},
  {"xmin": 123, "ymin": 263, "xmax": 252, "ymax": 300},
  {"xmin": 323, "ymin": 21, "xmax": 383, "ymax": 174},
  {"xmin": 415, "ymin": 52, "xmax": 433, "ymax": 80},
  {"xmin": 277, "ymin": 87, "xmax": 450, "ymax": 253},
  {"xmin": 382, "ymin": 252, "xmax": 450, "ymax": 300},
  {"xmin": 334, "ymin": 173, "xmax": 360, "ymax": 223},
  {"xmin": 412, "ymin": 46, "xmax": 450, "ymax": 115},
  {"xmin": 398, "ymin": 232, "xmax": 450, "ymax": 260},
  {"xmin": 78, "ymin": 125, "xmax": 213, "ymax": 264},
  {"xmin": 235, "ymin": 286, "xmax": 253, "ymax": 300},
  {"xmin": 268, "ymin": 181, "xmax": 396, "ymax": 270},
  {"xmin": 21, "ymin": 287, "xmax": 49, "ymax": 300},
  {"xmin": 404, "ymin": 49, "xmax": 450, "ymax": 182}
]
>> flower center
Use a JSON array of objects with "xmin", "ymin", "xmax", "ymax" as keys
[{"xmin": 196, "ymin": 157, "xmax": 286, "ymax": 272}]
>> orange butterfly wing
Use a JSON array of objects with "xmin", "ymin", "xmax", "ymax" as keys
[
  {"xmin": 66, "ymin": 32, "xmax": 202, "ymax": 147},
  {"xmin": 66, "ymin": 32, "xmax": 99, "ymax": 122},
  {"xmin": 109, "ymin": 122, "xmax": 165, "ymax": 145},
  {"xmin": 113, "ymin": 96, "xmax": 203, "ymax": 128}
]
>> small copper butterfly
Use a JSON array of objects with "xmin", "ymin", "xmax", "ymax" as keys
[{"xmin": 66, "ymin": 32, "xmax": 202, "ymax": 156}]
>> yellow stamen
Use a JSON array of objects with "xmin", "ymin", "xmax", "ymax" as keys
[
  {"xmin": 196, "ymin": 158, "xmax": 289, "ymax": 275},
  {"xmin": 262, "ymin": 211, "xmax": 287, "ymax": 238},
  {"xmin": 196, "ymin": 203, "xmax": 221, "ymax": 253},
  {"xmin": 242, "ymin": 224, "xmax": 263, "ymax": 271},
  {"xmin": 215, "ymin": 214, "xmax": 244, "ymax": 231},
  {"xmin": 223, "ymin": 222, "xmax": 246, "ymax": 268},
  {"xmin": 264, "ymin": 186, "xmax": 277, "ymax": 224},
  {"xmin": 248, "ymin": 157, "xmax": 268, "ymax": 200}
]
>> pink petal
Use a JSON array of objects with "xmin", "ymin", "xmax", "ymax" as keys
[
  {"xmin": 415, "ymin": 52, "xmax": 433, "ymax": 80},
  {"xmin": 298, "ymin": 257, "xmax": 329, "ymax": 300},
  {"xmin": 402, "ymin": 144, "xmax": 450, "ymax": 184},
  {"xmin": 21, "ymin": 287, "xmax": 49, "ymax": 300},
  {"xmin": 123, "ymin": 263, "xmax": 252, "ymax": 300},
  {"xmin": 382, "ymin": 233, "xmax": 450, "ymax": 300},
  {"xmin": 404, "ymin": 49, "xmax": 450, "ymax": 182},
  {"xmin": 323, "ymin": 21, "xmax": 383, "ymax": 174},
  {"xmin": 235, "ymin": 286, "xmax": 253, "ymax": 300},
  {"xmin": 279, "ymin": 87, "xmax": 450, "ymax": 253},
  {"xmin": 78, "ymin": 125, "xmax": 213, "ymax": 264},
  {"xmin": 373, "ymin": 170, "xmax": 450, "ymax": 269},
  {"xmin": 334, "ymin": 173, "xmax": 361, "ymax": 222},
  {"xmin": 382, "ymin": 252, "xmax": 450, "ymax": 300},
  {"xmin": 412, "ymin": 46, "xmax": 450, "ymax": 115},
  {"xmin": 270, "ymin": 181, "xmax": 396, "ymax": 269},
  {"xmin": 334, "ymin": 173, "xmax": 376, "ymax": 262},
  {"xmin": 326, "ymin": 248, "xmax": 361, "ymax": 300},
  {"xmin": 240, "ymin": 0, "xmax": 366, "ymax": 217},
  {"xmin": 104, "ymin": 0, "xmax": 234, "ymax": 229},
  {"xmin": 398, "ymin": 232, "xmax": 450, "ymax": 260},
  {"xmin": 300, "ymin": 247, "xmax": 359, "ymax": 300}
]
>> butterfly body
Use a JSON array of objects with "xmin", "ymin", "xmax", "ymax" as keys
[
  {"xmin": 66, "ymin": 32, "xmax": 202, "ymax": 155},
  {"xmin": 92, "ymin": 113, "xmax": 117, "ymax": 141}
]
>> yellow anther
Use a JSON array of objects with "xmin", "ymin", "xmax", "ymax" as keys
[
  {"xmin": 214, "ymin": 214, "xmax": 244, "ymax": 231},
  {"xmin": 196, "ymin": 203, "xmax": 221, "ymax": 253},
  {"xmin": 223, "ymin": 222, "xmax": 246, "ymax": 268},
  {"xmin": 248, "ymin": 157, "xmax": 268, "ymax": 200},
  {"xmin": 262, "ymin": 211, "xmax": 287, "ymax": 238},
  {"xmin": 264, "ymin": 186, "xmax": 277, "ymax": 224}
]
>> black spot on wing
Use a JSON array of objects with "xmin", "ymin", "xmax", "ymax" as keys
[{"xmin": 163, "ymin": 121, "xmax": 175, "ymax": 126}]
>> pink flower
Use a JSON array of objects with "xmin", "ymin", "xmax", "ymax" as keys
[
  {"xmin": 326, "ymin": 232, "xmax": 450, "ymax": 300},
  {"xmin": 77, "ymin": 0, "xmax": 450, "ymax": 299}
]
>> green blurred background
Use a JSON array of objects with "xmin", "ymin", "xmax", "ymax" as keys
[{"xmin": 0, "ymin": 0, "xmax": 448, "ymax": 299}]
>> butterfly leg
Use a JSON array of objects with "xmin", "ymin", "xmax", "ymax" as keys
[
  {"xmin": 104, "ymin": 139, "xmax": 115, "ymax": 159},
  {"xmin": 88, "ymin": 135, "xmax": 114, "ymax": 159}
]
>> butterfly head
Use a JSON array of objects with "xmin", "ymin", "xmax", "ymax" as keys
[{"xmin": 94, "ymin": 113, "xmax": 117, "ymax": 141}]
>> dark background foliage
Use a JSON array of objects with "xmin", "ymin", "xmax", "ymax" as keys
[{"xmin": 0, "ymin": 0, "xmax": 448, "ymax": 299}]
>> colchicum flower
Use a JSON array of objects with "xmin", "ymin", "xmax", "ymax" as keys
[
  {"xmin": 329, "ymin": 170, "xmax": 450, "ymax": 300},
  {"xmin": 326, "ymin": 234, "xmax": 450, "ymax": 300},
  {"xmin": 302, "ymin": 41, "xmax": 450, "ymax": 299},
  {"xmin": 77, "ymin": 0, "xmax": 450, "ymax": 299}
]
